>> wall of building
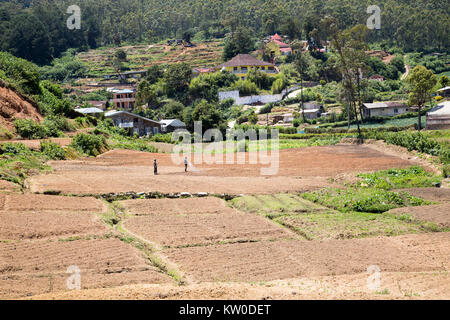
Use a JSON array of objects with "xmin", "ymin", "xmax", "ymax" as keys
[
  {"xmin": 219, "ymin": 90, "xmax": 283, "ymax": 105},
  {"xmin": 109, "ymin": 114, "xmax": 160, "ymax": 136},
  {"xmin": 426, "ymin": 116, "xmax": 450, "ymax": 130},
  {"xmin": 366, "ymin": 107, "xmax": 409, "ymax": 117}
]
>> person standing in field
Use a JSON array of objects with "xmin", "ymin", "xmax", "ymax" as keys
[
  {"xmin": 153, "ymin": 159, "xmax": 158, "ymax": 175},
  {"xmin": 184, "ymin": 157, "xmax": 188, "ymax": 172}
]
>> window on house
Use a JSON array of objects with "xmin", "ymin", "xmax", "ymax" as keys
[{"xmin": 394, "ymin": 108, "xmax": 398, "ymax": 113}]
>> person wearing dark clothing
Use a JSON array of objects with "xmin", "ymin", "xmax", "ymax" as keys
[
  {"xmin": 184, "ymin": 157, "xmax": 188, "ymax": 172},
  {"xmin": 153, "ymin": 159, "xmax": 158, "ymax": 175}
]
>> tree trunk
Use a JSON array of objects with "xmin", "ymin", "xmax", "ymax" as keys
[
  {"xmin": 417, "ymin": 106, "xmax": 422, "ymax": 131},
  {"xmin": 301, "ymin": 77, "xmax": 305, "ymax": 122}
]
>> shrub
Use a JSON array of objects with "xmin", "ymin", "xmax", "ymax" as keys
[
  {"xmin": 40, "ymin": 141, "xmax": 66, "ymax": 160},
  {"xmin": 71, "ymin": 133, "xmax": 108, "ymax": 156},
  {"xmin": 14, "ymin": 119, "xmax": 47, "ymax": 139},
  {"xmin": 0, "ymin": 142, "xmax": 31, "ymax": 155},
  {"xmin": 233, "ymin": 79, "xmax": 258, "ymax": 96},
  {"xmin": 443, "ymin": 165, "xmax": 450, "ymax": 178}
]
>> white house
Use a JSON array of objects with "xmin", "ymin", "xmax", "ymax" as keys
[
  {"xmin": 426, "ymin": 101, "xmax": 450, "ymax": 130},
  {"xmin": 362, "ymin": 102, "xmax": 409, "ymax": 118}
]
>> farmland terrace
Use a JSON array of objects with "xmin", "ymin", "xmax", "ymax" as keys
[{"xmin": 1, "ymin": 144, "xmax": 449, "ymax": 299}]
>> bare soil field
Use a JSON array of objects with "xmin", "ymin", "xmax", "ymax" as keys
[
  {"xmin": 397, "ymin": 188, "xmax": 450, "ymax": 202},
  {"xmin": 0, "ymin": 210, "xmax": 109, "ymax": 240},
  {"xmin": 389, "ymin": 203, "xmax": 450, "ymax": 228},
  {"xmin": 28, "ymin": 146, "xmax": 415, "ymax": 195},
  {"xmin": 29, "ymin": 271, "xmax": 450, "ymax": 300},
  {"xmin": 0, "ymin": 194, "xmax": 110, "ymax": 241},
  {"xmin": 164, "ymin": 233, "xmax": 450, "ymax": 282},
  {"xmin": 124, "ymin": 212, "xmax": 293, "ymax": 247},
  {"xmin": 121, "ymin": 197, "xmax": 294, "ymax": 247},
  {"xmin": 120, "ymin": 197, "xmax": 231, "ymax": 216},
  {"xmin": 0, "ymin": 238, "xmax": 172, "ymax": 299},
  {"xmin": 0, "ymin": 194, "xmax": 106, "ymax": 212},
  {"xmin": 0, "ymin": 180, "xmax": 18, "ymax": 193}
]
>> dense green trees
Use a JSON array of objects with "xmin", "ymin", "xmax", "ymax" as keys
[
  {"xmin": 222, "ymin": 28, "xmax": 255, "ymax": 61},
  {"xmin": 2, "ymin": 0, "xmax": 446, "ymax": 65}
]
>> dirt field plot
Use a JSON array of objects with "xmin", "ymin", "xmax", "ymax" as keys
[
  {"xmin": 29, "ymin": 271, "xmax": 450, "ymax": 300},
  {"xmin": 0, "ymin": 194, "xmax": 109, "ymax": 240},
  {"xmin": 0, "ymin": 238, "xmax": 172, "ymax": 299},
  {"xmin": 399, "ymin": 188, "xmax": 450, "ymax": 202},
  {"xmin": 28, "ymin": 146, "xmax": 415, "ymax": 195},
  {"xmin": 230, "ymin": 193, "xmax": 331, "ymax": 216},
  {"xmin": 121, "ymin": 197, "xmax": 293, "ymax": 247},
  {"xmin": 120, "ymin": 197, "xmax": 231, "ymax": 216},
  {"xmin": 389, "ymin": 203, "xmax": 450, "ymax": 228},
  {"xmin": 0, "ymin": 211, "xmax": 109, "ymax": 240},
  {"xmin": 124, "ymin": 212, "xmax": 292, "ymax": 247},
  {"xmin": 164, "ymin": 233, "xmax": 450, "ymax": 282},
  {"xmin": 0, "ymin": 194, "xmax": 106, "ymax": 212}
]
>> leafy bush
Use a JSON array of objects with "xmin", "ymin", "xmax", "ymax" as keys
[
  {"xmin": 40, "ymin": 141, "xmax": 66, "ymax": 160},
  {"xmin": 71, "ymin": 133, "xmax": 108, "ymax": 156},
  {"xmin": 0, "ymin": 52, "xmax": 41, "ymax": 95},
  {"xmin": 303, "ymin": 187, "xmax": 426, "ymax": 213},
  {"xmin": 357, "ymin": 166, "xmax": 442, "ymax": 190},
  {"xmin": 232, "ymin": 79, "xmax": 258, "ymax": 96},
  {"xmin": 14, "ymin": 119, "xmax": 48, "ymax": 139},
  {"xmin": 43, "ymin": 115, "xmax": 75, "ymax": 133},
  {"xmin": 0, "ymin": 142, "xmax": 31, "ymax": 155},
  {"xmin": 364, "ymin": 131, "xmax": 449, "ymax": 164}
]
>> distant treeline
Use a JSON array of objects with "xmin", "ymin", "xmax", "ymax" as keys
[{"xmin": 0, "ymin": 0, "xmax": 448, "ymax": 65}]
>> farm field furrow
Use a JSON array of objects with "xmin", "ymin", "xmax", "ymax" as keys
[
  {"xmin": 164, "ymin": 233, "xmax": 450, "ymax": 282},
  {"xmin": 0, "ymin": 238, "xmax": 172, "ymax": 299}
]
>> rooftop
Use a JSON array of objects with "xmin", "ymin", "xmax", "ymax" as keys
[
  {"xmin": 363, "ymin": 102, "xmax": 406, "ymax": 109},
  {"xmin": 218, "ymin": 54, "xmax": 274, "ymax": 69},
  {"xmin": 75, "ymin": 107, "xmax": 104, "ymax": 114},
  {"xmin": 428, "ymin": 101, "xmax": 450, "ymax": 116},
  {"xmin": 104, "ymin": 110, "xmax": 160, "ymax": 124}
]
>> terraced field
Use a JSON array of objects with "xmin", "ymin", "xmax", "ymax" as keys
[
  {"xmin": 77, "ymin": 41, "xmax": 224, "ymax": 76},
  {"xmin": 1, "ymin": 144, "xmax": 450, "ymax": 299}
]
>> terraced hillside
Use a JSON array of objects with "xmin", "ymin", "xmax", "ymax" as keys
[{"xmin": 77, "ymin": 41, "xmax": 224, "ymax": 77}]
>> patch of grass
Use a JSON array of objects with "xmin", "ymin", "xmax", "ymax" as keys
[
  {"xmin": 230, "ymin": 193, "xmax": 328, "ymax": 217},
  {"xmin": 274, "ymin": 211, "xmax": 446, "ymax": 241},
  {"xmin": 0, "ymin": 142, "xmax": 51, "ymax": 186},
  {"xmin": 357, "ymin": 166, "xmax": 442, "ymax": 190},
  {"xmin": 302, "ymin": 187, "xmax": 428, "ymax": 213},
  {"xmin": 376, "ymin": 289, "xmax": 390, "ymax": 295}
]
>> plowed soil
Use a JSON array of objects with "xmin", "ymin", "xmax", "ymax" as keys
[
  {"xmin": 0, "ymin": 195, "xmax": 109, "ymax": 240},
  {"xmin": 0, "ymin": 238, "xmax": 172, "ymax": 299},
  {"xmin": 29, "ymin": 271, "xmax": 450, "ymax": 300},
  {"xmin": 398, "ymin": 188, "xmax": 450, "ymax": 202},
  {"xmin": 0, "ymin": 194, "xmax": 107, "ymax": 212},
  {"xmin": 164, "ymin": 233, "xmax": 450, "ymax": 282},
  {"xmin": 121, "ymin": 197, "xmax": 294, "ymax": 247},
  {"xmin": 28, "ymin": 146, "xmax": 415, "ymax": 195},
  {"xmin": 120, "ymin": 197, "xmax": 230, "ymax": 216},
  {"xmin": 0, "ymin": 211, "xmax": 109, "ymax": 240},
  {"xmin": 389, "ymin": 203, "xmax": 450, "ymax": 228}
]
